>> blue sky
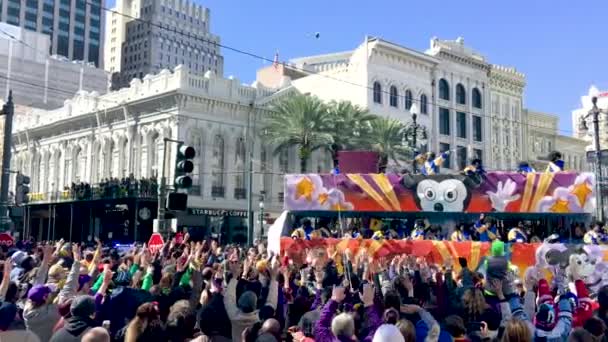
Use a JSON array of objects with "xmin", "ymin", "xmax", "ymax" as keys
[{"xmin": 109, "ymin": 0, "xmax": 607, "ymax": 134}]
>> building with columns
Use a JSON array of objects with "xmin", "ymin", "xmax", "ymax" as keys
[
  {"xmin": 257, "ymin": 36, "xmax": 526, "ymax": 171},
  {"xmin": 521, "ymin": 109, "xmax": 587, "ymax": 172},
  {"xmin": 9, "ymin": 65, "xmax": 316, "ymax": 242},
  {"xmin": 488, "ymin": 65, "xmax": 526, "ymax": 170}
]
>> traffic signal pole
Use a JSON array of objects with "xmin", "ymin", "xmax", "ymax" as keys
[
  {"xmin": 157, "ymin": 137, "xmax": 194, "ymax": 240},
  {"xmin": 0, "ymin": 91, "xmax": 14, "ymax": 231}
]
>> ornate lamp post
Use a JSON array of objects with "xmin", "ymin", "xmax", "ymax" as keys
[
  {"xmin": 579, "ymin": 94, "xmax": 607, "ymax": 222},
  {"xmin": 403, "ymin": 103, "xmax": 428, "ymax": 174},
  {"xmin": 258, "ymin": 199, "xmax": 265, "ymax": 238}
]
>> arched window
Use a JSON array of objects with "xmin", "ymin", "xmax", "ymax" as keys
[
  {"xmin": 212, "ymin": 135, "xmax": 225, "ymax": 196},
  {"xmin": 420, "ymin": 94, "xmax": 428, "ymax": 114},
  {"xmin": 373, "ymin": 82, "xmax": 382, "ymax": 104},
  {"xmin": 439, "ymin": 78, "xmax": 450, "ymax": 100},
  {"xmin": 456, "ymin": 83, "xmax": 466, "ymax": 105},
  {"xmin": 234, "ymin": 137, "xmax": 246, "ymax": 198},
  {"xmin": 405, "ymin": 90, "xmax": 413, "ymax": 110},
  {"xmin": 472, "ymin": 88, "xmax": 482, "ymax": 109},
  {"xmin": 389, "ymin": 86, "xmax": 398, "ymax": 107}
]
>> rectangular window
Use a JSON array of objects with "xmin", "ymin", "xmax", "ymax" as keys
[
  {"xmin": 57, "ymin": 36, "xmax": 69, "ymax": 57},
  {"xmin": 473, "ymin": 116, "xmax": 482, "ymax": 142},
  {"xmin": 26, "ymin": 0, "xmax": 38, "ymax": 8},
  {"xmin": 43, "ymin": 3, "xmax": 53, "ymax": 13},
  {"xmin": 439, "ymin": 143, "xmax": 451, "ymax": 169},
  {"xmin": 74, "ymin": 40, "xmax": 84, "ymax": 60},
  {"xmin": 457, "ymin": 146, "xmax": 467, "ymax": 170},
  {"xmin": 456, "ymin": 112, "xmax": 467, "ymax": 139},
  {"xmin": 439, "ymin": 108, "xmax": 450, "ymax": 135},
  {"xmin": 473, "ymin": 149, "xmax": 483, "ymax": 161}
]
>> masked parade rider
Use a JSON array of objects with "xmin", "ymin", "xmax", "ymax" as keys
[
  {"xmin": 517, "ymin": 161, "xmax": 536, "ymax": 173},
  {"xmin": 546, "ymin": 151, "xmax": 565, "ymax": 172},
  {"xmin": 463, "ymin": 158, "xmax": 486, "ymax": 176},
  {"xmin": 450, "ymin": 224, "xmax": 471, "ymax": 242},
  {"xmin": 584, "ymin": 222, "xmax": 608, "ymax": 245},
  {"xmin": 508, "ymin": 222, "xmax": 528, "ymax": 243},
  {"xmin": 474, "ymin": 214, "xmax": 499, "ymax": 242},
  {"xmin": 410, "ymin": 220, "xmax": 427, "ymax": 240},
  {"xmin": 415, "ymin": 151, "xmax": 450, "ymax": 175}
]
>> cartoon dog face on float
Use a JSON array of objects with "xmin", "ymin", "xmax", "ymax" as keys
[{"xmin": 533, "ymin": 242, "xmax": 608, "ymax": 296}]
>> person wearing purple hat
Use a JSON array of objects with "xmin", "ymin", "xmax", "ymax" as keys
[
  {"xmin": 24, "ymin": 244, "xmax": 83, "ymax": 341},
  {"xmin": 23, "ymin": 284, "xmax": 60, "ymax": 341}
]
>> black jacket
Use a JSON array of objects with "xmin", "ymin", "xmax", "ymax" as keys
[
  {"xmin": 49, "ymin": 315, "xmax": 96, "ymax": 342},
  {"xmin": 197, "ymin": 292, "xmax": 232, "ymax": 339}
]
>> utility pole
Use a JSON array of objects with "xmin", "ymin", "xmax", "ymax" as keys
[
  {"xmin": 157, "ymin": 138, "xmax": 170, "ymax": 238},
  {"xmin": 0, "ymin": 91, "xmax": 14, "ymax": 231},
  {"xmin": 246, "ymin": 102, "xmax": 255, "ymax": 246},
  {"xmin": 580, "ymin": 95, "xmax": 607, "ymax": 222}
]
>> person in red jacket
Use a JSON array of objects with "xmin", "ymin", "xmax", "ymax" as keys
[{"xmin": 572, "ymin": 279, "xmax": 598, "ymax": 328}]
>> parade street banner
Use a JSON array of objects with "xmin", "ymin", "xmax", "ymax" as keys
[
  {"xmin": 279, "ymin": 237, "xmax": 608, "ymax": 296},
  {"xmin": 284, "ymin": 172, "xmax": 596, "ymax": 214}
]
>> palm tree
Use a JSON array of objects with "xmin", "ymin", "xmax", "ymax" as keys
[
  {"xmin": 264, "ymin": 94, "xmax": 334, "ymax": 173},
  {"xmin": 366, "ymin": 117, "xmax": 411, "ymax": 172},
  {"xmin": 326, "ymin": 100, "xmax": 377, "ymax": 166}
]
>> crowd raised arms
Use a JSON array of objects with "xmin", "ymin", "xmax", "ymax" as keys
[{"xmin": 0, "ymin": 233, "xmax": 604, "ymax": 341}]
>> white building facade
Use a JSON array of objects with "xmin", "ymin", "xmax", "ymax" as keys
[
  {"xmin": 258, "ymin": 36, "xmax": 527, "ymax": 171},
  {"xmin": 9, "ymin": 66, "xmax": 315, "ymax": 242},
  {"xmin": 488, "ymin": 65, "xmax": 526, "ymax": 170}
]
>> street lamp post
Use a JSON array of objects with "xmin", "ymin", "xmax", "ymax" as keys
[
  {"xmin": 404, "ymin": 103, "xmax": 427, "ymax": 174},
  {"xmin": 579, "ymin": 95, "xmax": 607, "ymax": 222},
  {"xmin": 258, "ymin": 199, "xmax": 265, "ymax": 238}
]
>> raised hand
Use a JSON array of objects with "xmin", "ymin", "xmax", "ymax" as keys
[
  {"xmin": 331, "ymin": 286, "xmax": 346, "ymax": 303},
  {"xmin": 228, "ymin": 260, "xmax": 242, "ymax": 278},
  {"xmin": 359, "ymin": 283, "xmax": 374, "ymax": 307},
  {"xmin": 3, "ymin": 259, "xmax": 11, "ymax": 279},
  {"xmin": 72, "ymin": 244, "xmax": 81, "ymax": 262}
]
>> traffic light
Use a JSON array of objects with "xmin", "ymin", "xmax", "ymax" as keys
[
  {"xmin": 15, "ymin": 172, "xmax": 30, "ymax": 205},
  {"xmin": 174, "ymin": 143, "xmax": 195, "ymax": 189},
  {"xmin": 169, "ymin": 144, "xmax": 195, "ymax": 211}
]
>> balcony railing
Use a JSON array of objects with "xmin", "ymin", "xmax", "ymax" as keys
[
  {"xmin": 27, "ymin": 187, "xmax": 157, "ymax": 204},
  {"xmin": 234, "ymin": 188, "xmax": 247, "ymax": 200},
  {"xmin": 211, "ymin": 186, "xmax": 225, "ymax": 198}
]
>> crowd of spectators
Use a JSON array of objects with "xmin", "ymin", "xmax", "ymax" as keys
[{"xmin": 66, "ymin": 176, "xmax": 158, "ymax": 201}]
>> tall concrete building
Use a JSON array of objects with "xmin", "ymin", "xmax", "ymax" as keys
[
  {"xmin": 105, "ymin": 0, "xmax": 223, "ymax": 89},
  {"xmin": 0, "ymin": 0, "xmax": 104, "ymax": 67},
  {"xmin": 0, "ymin": 22, "xmax": 108, "ymax": 109}
]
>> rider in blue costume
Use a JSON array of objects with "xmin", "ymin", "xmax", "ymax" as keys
[
  {"xmin": 475, "ymin": 214, "xmax": 499, "ymax": 242},
  {"xmin": 415, "ymin": 151, "xmax": 450, "ymax": 175},
  {"xmin": 517, "ymin": 161, "xmax": 536, "ymax": 174},
  {"xmin": 508, "ymin": 222, "xmax": 528, "ymax": 243},
  {"xmin": 546, "ymin": 151, "xmax": 565, "ymax": 173},
  {"xmin": 463, "ymin": 158, "xmax": 486, "ymax": 176}
]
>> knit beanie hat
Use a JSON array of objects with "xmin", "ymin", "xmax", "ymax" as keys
[
  {"xmin": 78, "ymin": 274, "xmax": 92, "ymax": 291},
  {"xmin": 372, "ymin": 324, "xmax": 405, "ymax": 342},
  {"xmin": 11, "ymin": 251, "xmax": 27, "ymax": 267},
  {"xmin": 27, "ymin": 284, "xmax": 54, "ymax": 305},
  {"xmin": 70, "ymin": 295, "xmax": 96, "ymax": 318},
  {"xmin": 238, "ymin": 291, "xmax": 257, "ymax": 313},
  {"xmin": 490, "ymin": 240, "xmax": 505, "ymax": 257}
]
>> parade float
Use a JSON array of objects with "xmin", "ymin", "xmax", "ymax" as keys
[{"xmin": 268, "ymin": 171, "xmax": 608, "ymax": 296}]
